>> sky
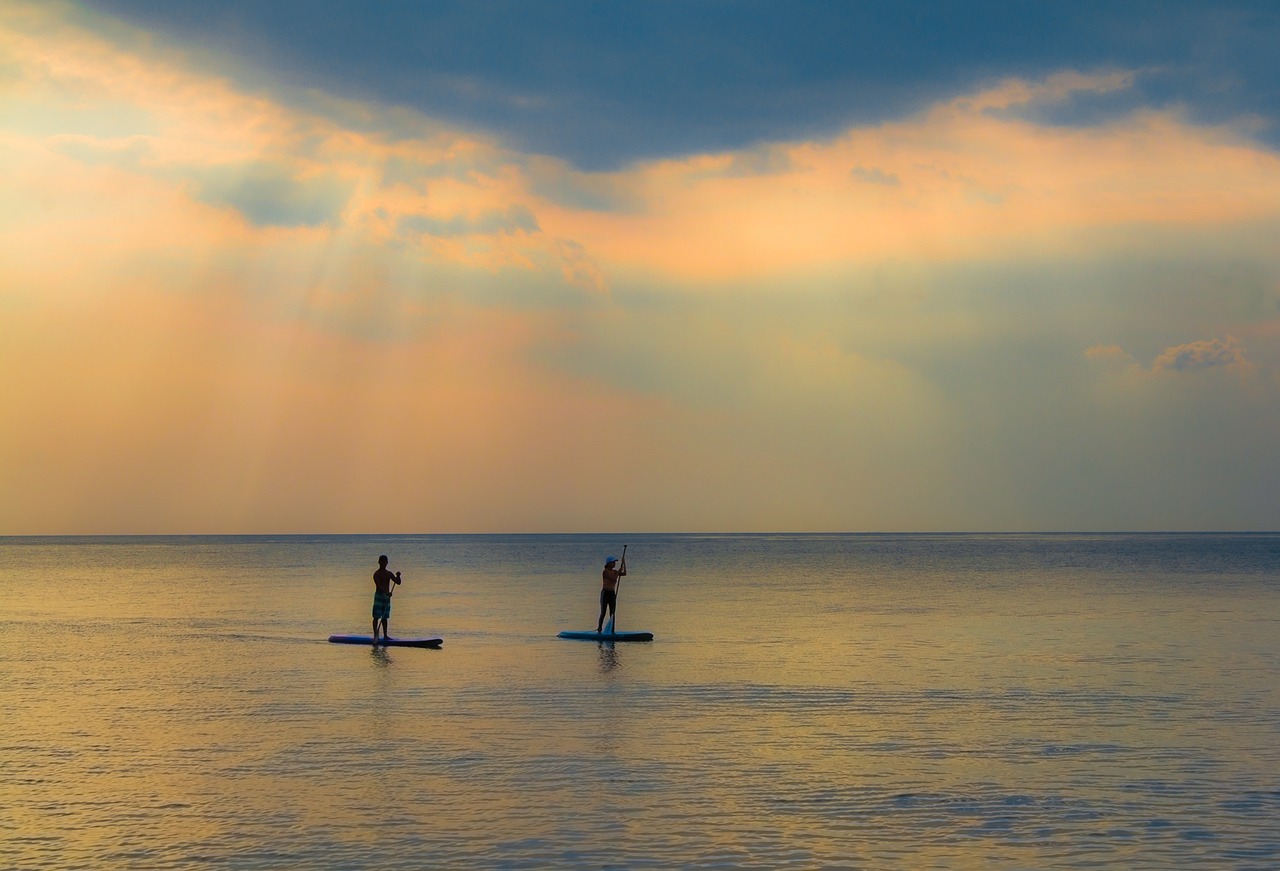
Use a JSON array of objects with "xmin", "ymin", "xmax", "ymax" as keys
[{"xmin": 2, "ymin": 1, "xmax": 1278, "ymax": 534}]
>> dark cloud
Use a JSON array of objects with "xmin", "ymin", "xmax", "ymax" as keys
[
  {"xmin": 525, "ymin": 163, "xmax": 644, "ymax": 213},
  {"xmin": 80, "ymin": 0, "xmax": 1280, "ymax": 170}
]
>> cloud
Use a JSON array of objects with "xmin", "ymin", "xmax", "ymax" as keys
[
  {"xmin": 378, "ymin": 149, "xmax": 509, "ymax": 189},
  {"xmin": 1084, "ymin": 343, "xmax": 1131, "ymax": 362},
  {"xmin": 192, "ymin": 162, "xmax": 354, "ymax": 227},
  {"xmin": 48, "ymin": 134, "xmax": 154, "ymax": 167},
  {"xmin": 525, "ymin": 157, "xmax": 645, "ymax": 213},
  {"xmin": 397, "ymin": 204, "xmax": 540, "ymax": 239},
  {"xmin": 525, "ymin": 70, "xmax": 1280, "ymax": 284},
  {"xmin": 0, "ymin": 4, "xmax": 610, "ymax": 299},
  {"xmin": 71, "ymin": 1, "xmax": 1280, "ymax": 169},
  {"xmin": 1152, "ymin": 336, "xmax": 1249, "ymax": 373},
  {"xmin": 17, "ymin": 5, "xmax": 1280, "ymax": 286},
  {"xmin": 553, "ymin": 239, "xmax": 608, "ymax": 294},
  {"xmin": 962, "ymin": 69, "xmax": 1138, "ymax": 113},
  {"xmin": 715, "ymin": 146, "xmax": 798, "ymax": 178},
  {"xmin": 851, "ymin": 165, "xmax": 900, "ymax": 186},
  {"xmin": 4, "ymin": 4, "xmax": 1280, "ymax": 533}
]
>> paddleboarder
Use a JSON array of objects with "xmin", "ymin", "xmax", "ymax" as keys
[
  {"xmin": 373, "ymin": 554, "xmax": 402, "ymax": 641},
  {"xmin": 596, "ymin": 552, "xmax": 627, "ymax": 633}
]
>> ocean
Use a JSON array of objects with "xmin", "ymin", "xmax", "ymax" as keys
[{"xmin": 2, "ymin": 533, "xmax": 1278, "ymax": 869}]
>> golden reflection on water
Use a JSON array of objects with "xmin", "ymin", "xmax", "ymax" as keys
[{"xmin": 2, "ymin": 535, "xmax": 1279, "ymax": 868}]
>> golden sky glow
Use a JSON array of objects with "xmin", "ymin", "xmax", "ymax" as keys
[{"xmin": 2, "ymin": 3, "xmax": 1278, "ymax": 533}]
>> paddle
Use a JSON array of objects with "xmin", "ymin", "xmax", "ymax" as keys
[{"xmin": 605, "ymin": 545, "xmax": 626, "ymax": 634}]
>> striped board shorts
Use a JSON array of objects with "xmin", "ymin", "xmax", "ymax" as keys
[{"xmin": 372, "ymin": 591, "xmax": 392, "ymax": 620}]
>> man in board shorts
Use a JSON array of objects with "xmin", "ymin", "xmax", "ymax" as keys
[
  {"xmin": 597, "ymin": 554, "xmax": 627, "ymax": 633},
  {"xmin": 373, "ymin": 554, "xmax": 401, "ymax": 641}
]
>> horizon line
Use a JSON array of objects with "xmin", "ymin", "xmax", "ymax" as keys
[{"xmin": 3, "ymin": 530, "xmax": 1277, "ymax": 539}]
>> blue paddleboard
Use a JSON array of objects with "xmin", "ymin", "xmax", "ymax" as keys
[
  {"xmin": 328, "ymin": 635, "xmax": 442, "ymax": 649},
  {"xmin": 558, "ymin": 630, "xmax": 654, "ymax": 642}
]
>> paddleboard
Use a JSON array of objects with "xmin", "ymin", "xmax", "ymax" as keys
[
  {"xmin": 328, "ymin": 635, "xmax": 442, "ymax": 649},
  {"xmin": 558, "ymin": 630, "xmax": 654, "ymax": 642}
]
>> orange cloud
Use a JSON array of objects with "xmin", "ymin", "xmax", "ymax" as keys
[
  {"xmin": 1152, "ymin": 336, "xmax": 1250, "ymax": 374},
  {"xmin": 7, "ymin": 4, "xmax": 1280, "ymax": 296},
  {"xmin": 1084, "ymin": 344, "xmax": 1131, "ymax": 362},
  {"xmin": 1, "ymin": 2, "xmax": 597, "ymax": 299},
  {"xmin": 535, "ymin": 76, "xmax": 1280, "ymax": 282}
]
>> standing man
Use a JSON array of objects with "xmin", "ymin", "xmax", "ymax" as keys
[
  {"xmin": 597, "ymin": 552, "xmax": 627, "ymax": 633},
  {"xmin": 373, "ymin": 554, "xmax": 401, "ymax": 642}
]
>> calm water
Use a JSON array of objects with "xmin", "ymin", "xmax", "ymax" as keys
[{"xmin": 2, "ymin": 533, "xmax": 1278, "ymax": 869}]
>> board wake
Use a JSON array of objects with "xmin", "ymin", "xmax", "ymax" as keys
[
  {"xmin": 328, "ymin": 635, "xmax": 442, "ymax": 648},
  {"xmin": 557, "ymin": 629, "xmax": 654, "ymax": 642}
]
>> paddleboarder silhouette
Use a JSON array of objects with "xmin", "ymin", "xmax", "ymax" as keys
[
  {"xmin": 597, "ymin": 548, "xmax": 627, "ymax": 633},
  {"xmin": 372, "ymin": 554, "xmax": 401, "ymax": 642}
]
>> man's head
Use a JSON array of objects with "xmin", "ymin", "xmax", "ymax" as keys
[
  {"xmin": 605, "ymin": 556, "xmax": 618, "ymax": 567},
  {"xmin": 378, "ymin": 555, "xmax": 389, "ymax": 566}
]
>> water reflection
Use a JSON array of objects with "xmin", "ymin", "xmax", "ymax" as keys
[
  {"xmin": 597, "ymin": 643, "xmax": 619, "ymax": 673},
  {"xmin": 4, "ymin": 534, "xmax": 1279, "ymax": 870}
]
